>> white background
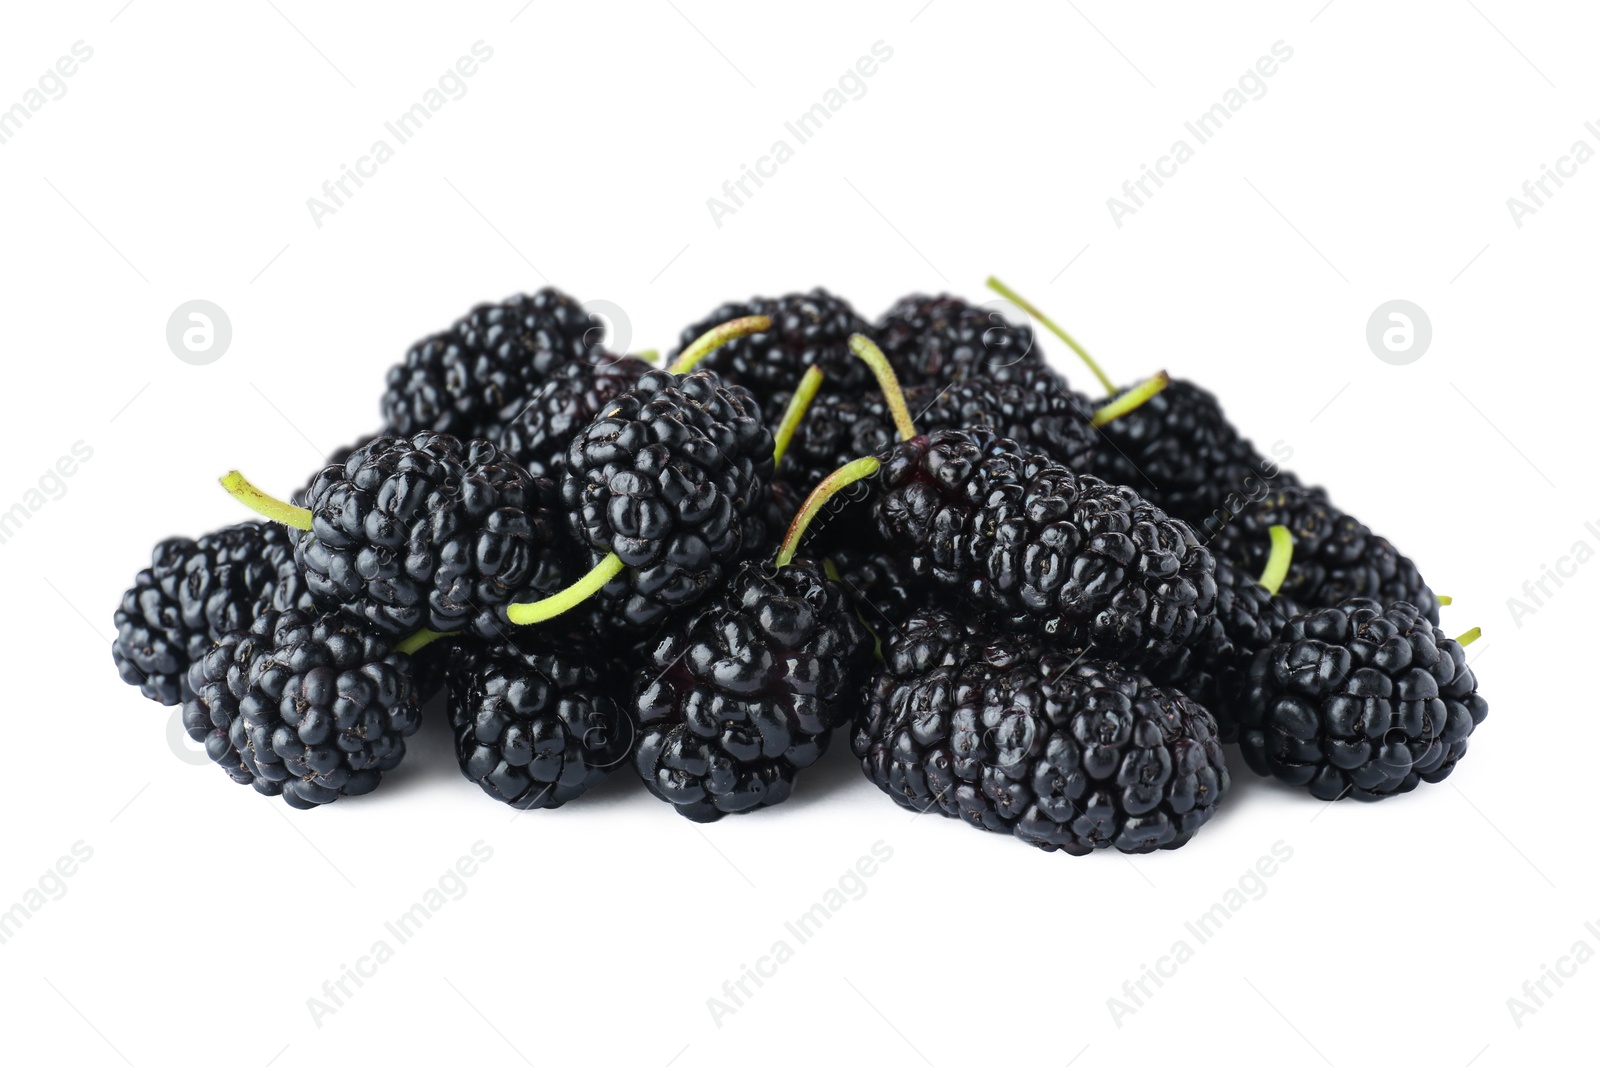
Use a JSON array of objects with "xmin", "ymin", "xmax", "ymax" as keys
[{"xmin": 0, "ymin": 2, "xmax": 1593, "ymax": 1064}]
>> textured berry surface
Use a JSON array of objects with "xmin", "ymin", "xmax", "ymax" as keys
[
  {"xmin": 296, "ymin": 433, "xmax": 570, "ymax": 639},
  {"xmin": 447, "ymin": 632, "xmax": 633, "ymax": 809},
  {"xmin": 183, "ymin": 609, "xmax": 421, "ymax": 808},
  {"xmin": 774, "ymin": 367, "xmax": 1097, "ymax": 497},
  {"xmin": 113, "ymin": 522, "xmax": 313, "ymax": 706},
  {"xmin": 672, "ymin": 289, "xmax": 871, "ymax": 412},
  {"xmin": 1148, "ymin": 553, "xmax": 1303, "ymax": 742},
  {"xmin": 631, "ymin": 558, "xmax": 871, "ymax": 821},
  {"xmin": 875, "ymin": 294, "xmax": 1043, "ymax": 387},
  {"xmin": 495, "ymin": 353, "xmax": 653, "ymax": 479},
  {"xmin": 1212, "ymin": 485, "xmax": 1439, "ymax": 624},
  {"xmin": 381, "ymin": 288, "xmax": 603, "ymax": 441},
  {"xmin": 1238, "ymin": 598, "xmax": 1486, "ymax": 801},
  {"xmin": 563, "ymin": 368, "xmax": 773, "ymax": 631},
  {"xmin": 1090, "ymin": 377, "xmax": 1297, "ymax": 531},
  {"xmin": 853, "ymin": 609, "xmax": 1229, "ymax": 854},
  {"xmin": 824, "ymin": 543, "xmax": 949, "ymax": 636},
  {"xmin": 868, "ymin": 430, "xmax": 1217, "ymax": 669},
  {"xmin": 292, "ymin": 434, "xmax": 381, "ymax": 507}
]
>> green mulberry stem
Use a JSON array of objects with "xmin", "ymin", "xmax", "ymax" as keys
[
  {"xmin": 1257, "ymin": 524, "xmax": 1294, "ymax": 596},
  {"xmin": 777, "ymin": 456, "xmax": 881, "ymax": 568},
  {"xmin": 1090, "ymin": 372, "xmax": 1169, "ymax": 428},
  {"xmin": 667, "ymin": 315, "xmax": 773, "ymax": 375},
  {"xmin": 773, "ymin": 366, "xmax": 825, "ymax": 470},
  {"xmin": 505, "ymin": 553, "xmax": 626, "ymax": 625},
  {"xmin": 220, "ymin": 471, "xmax": 313, "ymax": 531},
  {"xmin": 396, "ymin": 629, "xmax": 447, "ymax": 655},
  {"xmin": 1456, "ymin": 627, "xmax": 1482, "ymax": 647},
  {"xmin": 848, "ymin": 334, "xmax": 917, "ymax": 441},
  {"xmin": 1437, "ymin": 595, "xmax": 1453, "ymax": 606},
  {"xmin": 985, "ymin": 275, "xmax": 1116, "ymax": 395}
]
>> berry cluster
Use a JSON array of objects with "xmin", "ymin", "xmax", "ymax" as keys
[{"xmin": 111, "ymin": 282, "xmax": 1485, "ymax": 860}]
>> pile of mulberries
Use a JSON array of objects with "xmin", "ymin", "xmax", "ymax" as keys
[{"xmin": 111, "ymin": 281, "xmax": 1486, "ymax": 859}]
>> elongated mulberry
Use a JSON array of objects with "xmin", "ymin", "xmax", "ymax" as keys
[
  {"xmin": 1211, "ymin": 486, "xmax": 1439, "ymax": 623},
  {"xmin": 853, "ymin": 608, "xmax": 1229, "ymax": 854},
  {"xmin": 867, "ymin": 429, "xmax": 1217, "ymax": 670}
]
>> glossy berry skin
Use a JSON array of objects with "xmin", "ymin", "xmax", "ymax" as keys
[
  {"xmin": 290, "ymin": 434, "xmax": 459, "ymax": 700},
  {"xmin": 563, "ymin": 368, "xmax": 774, "ymax": 631},
  {"xmin": 446, "ymin": 633, "xmax": 633, "ymax": 809},
  {"xmin": 766, "ymin": 387, "xmax": 874, "ymax": 497},
  {"xmin": 631, "ymin": 558, "xmax": 872, "ymax": 821},
  {"xmin": 113, "ymin": 522, "xmax": 314, "ymax": 706},
  {"xmin": 183, "ymin": 609, "xmax": 421, "ymax": 808},
  {"xmin": 1090, "ymin": 378, "xmax": 1298, "ymax": 531},
  {"xmin": 875, "ymin": 294, "xmax": 1043, "ymax": 387},
  {"xmin": 1211, "ymin": 486, "xmax": 1439, "ymax": 624},
  {"xmin": 672, "ymin": 289, "xmax": 872, "ymax": 413},
  {"xmin": 824, "ymin": 543, "xmax": 950, "ymax": 635},
  {"xmin": 296, "ymin": 433, "xmax": 570, "ymax": 640},
  {"xmin": 869, "ymin": 430, "xmax": 1217, "ymax": 670},
  {"xmin": 854, "ymin": 609, "xmax": 1229, "ymax": 855},
  {"xmin": 381, "ymin": 288, "xmax": 604, "ymax": 442},
  {"xmin": 1238, "ymin": 598, "xmax": 1486, "ymax": 801},
  {"xmin": 292, "ymin": 433, "xmax": 381, "ymax": 506},
  {"xmin": 775, "ymin": 367, "xmax": 1097, "ymax": 497},
  {"xmin": 1148, "ymin": 554, "xmax": 1303, "ymax": 742},
  {"xmin": 495, "ymin": 353, "xmax": 654, "ymax": 479},
  {"xmin": 740, "ymin": 478, "xmax": 804, "ymax": 562}
]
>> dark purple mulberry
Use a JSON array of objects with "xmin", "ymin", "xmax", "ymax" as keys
[{"xmin": 853, "ymin": 608, "xmax": 1229, "ymax": 854}]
